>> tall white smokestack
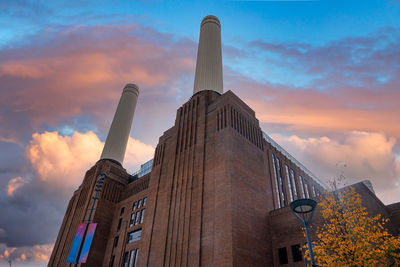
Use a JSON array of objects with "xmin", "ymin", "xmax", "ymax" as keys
[
  {"xmin": 193, "ymin": 15, "xmax": 223, "ymax": 95},
  {"xmin": 100, "ymin": 84, "xmax": 139, "ymax": 165}
]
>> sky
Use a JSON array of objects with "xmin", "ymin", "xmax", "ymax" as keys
[{"xmin": 1, "ymin": 0, "xmax": 400, "ymax": 265}]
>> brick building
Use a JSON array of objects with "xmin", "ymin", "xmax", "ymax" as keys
[{"xmin": 48, "ymin": 15, "xmax": 400, "ymax": 267}]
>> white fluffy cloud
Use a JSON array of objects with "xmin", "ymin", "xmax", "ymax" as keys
[
  {"xmin": 25, "ymin": 131, "xmax": 154, "ymax": 191},
  {"xmin": 270, "ymin": 131, "xmax": 400, "ymax": 204}
]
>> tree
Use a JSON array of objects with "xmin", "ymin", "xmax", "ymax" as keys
[{"xmin": 305, "ymin": 187, "xmax": 400, "ymax": 266}]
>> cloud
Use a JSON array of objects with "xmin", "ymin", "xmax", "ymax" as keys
[
  {"xmin": 270, "ymin": 131, "xmax": 400, "ymax": 204},
  {"xmin": 25, "ymin": 130, "xmax": 154, "ymax": 191},
  {"xmin": 125, "ymin": 137, "xmax": 156, "ymax": 173},
  {"xmin": 0, "ymin": 23, "xmax": 196, "ymax": 144},
  {"xmin": 225, "ymin": 27, "xmax": 400, "ymax": 139},
  {"xmin": 0, "ymin": 243, "xmax": 53, "ymax": 263},
  {"xmin": 0, "ymin": 129, "xmax": 154, "ymax": 253},
  {"xmin": 6, "ymin": 177, "xmax": 28, "ymax": 196}
]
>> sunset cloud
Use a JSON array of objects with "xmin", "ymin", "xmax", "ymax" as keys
[
  {"xmin": 26, "ymin": 130, "xmax": 154, "ymax": 191},
  {"xmin": 6, "ymin": 177, "xmax": 28, "ymax": 196},
  {"xmin": 227, "ymin": 27, "xmax": 400, "ymax": 139},
  {"xmin": 0, "ymin": 4, "xmax": 399, "ymax": 266},
  {"xmin": 0, "ymin": 243, "xmax": 53, "ymax": 263},
  {"xmin": 0, "ymin": 24, "xmax": 196, "ymax": 144},
  {"xmin": 270, "ymin": 131, "xmax": 400, "ymax": 204}
]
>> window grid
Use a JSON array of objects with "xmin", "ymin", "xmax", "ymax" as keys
[
  {"xmin": 290, "ymin": 169, "xmax": 298, "ymax": 199},
  {"xmin": 276, "ymin": 157, "xmax": 286, "ymax": 206},
  {"xmin": 128, "ymin": 229, "xmax": 142, "ymax": 243},
  {"xmin": 285, "ymin": 165, "xmax": 294, "ymax": 202},
  {"xmin": 272, "ymin": 154, "xmax": 281, "ymax": 208},
  {"xmin": 304, "ymin": 181, "xmax": 310, "ymax": 198}
]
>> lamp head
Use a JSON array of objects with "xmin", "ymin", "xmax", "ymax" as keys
[{"xmin": 290, "ymin": 198, "xmax": 317, "ymax": 225}]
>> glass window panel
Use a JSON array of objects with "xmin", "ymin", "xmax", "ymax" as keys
[
  {"xmin": 128, "ymin": 250, "xmax": 134, "ymax": 267},
  {"xmin": 133, "ymin": 249, "xmax": 139, "ymax": 267},
  {"xmin": 132, "ymin": 202, "xmax": 137, "ymax": 211},
  {"xmin": 120, "ymin": 207, "xmax": 125, "ymax": 216},
  {"xmin": 277, "ymin": 157, "xmax": 285, "ymax": 206},
  {"xmin": 285, "ymin": 165, "xmax": 293, "ymax": 202},
  {"xmin": 304, "ymin": 181, "xmax": 310, "ymax": 198},
  {"xmin": 129, "ymin": 213, "xmax": 135, "ymax": 227},
  {"xmin": 117, "ymin": 218, "xmax": 122, "ymax": 232},
  {"xmin": 143, "ymin": 197, "xmax": 147, "ymax": 206},
  {"xmin": 134, "ymin": 211, "xmax": 140, "ymax": 225},
  {"xmin": 127, "ymin": 229, "xmax": 142, "ymax": 243},
  {"xmin": 138, "ymin": 199, "xmax": 142, "ymax": 209},
  {"xmin": 278, "ymin": 247, "xmax": 288, "ymax": 264},
  {"xmin": 272, "ymin": 154, "xmax": 281, "ymax": 208},
  {"xmin": 290, "ymin": 169, "xmax": 298, "ymax": 199},
  {"xmin": 140, "ymin": 209, "xmax": 145, "ymax": 224},
  {"xmin": 299, "ymin": 176, "xmax": 305, "ymax": 198},
  {"xmin": 123, "ymin": 252, "xmax": 129, "ymax": 267},
  {"xmin": 291, "ymin": 244, "xmax": 302, "ymax": 262}
]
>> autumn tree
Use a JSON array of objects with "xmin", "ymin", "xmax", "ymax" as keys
[{"xmin": 305, "ymin": 187, "xmax": 400, "ymax": 266}]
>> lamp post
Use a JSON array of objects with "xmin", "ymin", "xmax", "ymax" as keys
[
  {"xmin": 290, "ymin": 198, "xmax": 318, "ymax": 267},
  {"xmin": 73, "ymin": 172, "xmax": 105, "ymax": 267}
]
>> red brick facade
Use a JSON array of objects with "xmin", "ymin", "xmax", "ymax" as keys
[{"xmin": 49, "ymin": 90, "xmax": 399, "ymax": 267}]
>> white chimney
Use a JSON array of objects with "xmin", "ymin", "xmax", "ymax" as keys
[
  {"xmin": 193, "ymin": 15, "xmax": 223, "ymax": 95},
  {"xmin": 100, "ymin": 84, "xmax": 139, "ymax": 165}
]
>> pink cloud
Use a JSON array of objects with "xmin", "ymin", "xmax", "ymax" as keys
[
  {"xmin": 225, "ymin": 72, "xmax": 400, "ymax": 140},
  {"xmin": 25, "ymin": 130, "xmax": 154, "ymax": 192},
  {"xmin": 6, "ymin": 177, "xmax": 28, "ymax": 196},
  {"xmin": 270, "ymin": 131, "xmax": 400, "ymax": 204},
  {"xmin": 0, "ymin": 24, "xmax": 196, "ymax": 142},
  {"xmin": 0, "ymin": 243, "xmax": 53, "ymax": 264}
]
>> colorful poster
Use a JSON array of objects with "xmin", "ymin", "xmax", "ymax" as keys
[
  {"xmin": 67, "ymin": 223, "xmax": 85, "ymax": 263},
  {"xmin": 78, "ymin": 223, "xmax": 97, "ymax": 263}
]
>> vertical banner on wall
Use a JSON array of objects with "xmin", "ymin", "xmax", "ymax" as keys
[
  {"xmin": 78, "ymin": 223, "xmax": 97, "ymax": 263},
  {"xmin": 67, "ymin": 223, "xmax": 85, "ymax": 263}
]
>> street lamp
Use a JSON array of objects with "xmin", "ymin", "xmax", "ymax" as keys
[
  {"xmin": 290, "ymin": 198, "xmax": 318, "ymax": 267},
  {"xmin": 73, "ymin": 172, "xmax": 105, "ymax": 267}
]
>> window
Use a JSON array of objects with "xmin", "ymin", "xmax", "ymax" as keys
[
  {"xmin": 132, "ymin": 202, "xmax": 137, "ymax": 211},
  {"xmin": 285, "ymin": 165, "xmax": 293, "ymax": 202},
  {"xmin": 140, "ymin": 209, "xmax": 145, "ymax": 224},
  {"xmin": 304, "ymin": 181, "xmax": 310, "ymax": 198},
  {"xmin": 276, "ymin": 158, "xmax": 285, "ymax": 206},
  {"xmin": 128, "ymin": 250, "xmax": 134, "ymax": 267},
  {"xmin": 129, "ymin": 213, "xmax": 135, "ymax": 227},
  {"xmin": 134, "ymin": 211, "xmax": 140, "ymax": 225},
  {"xmin": 291, "ymin": 244, "xmax": 302, "ymax": 262},
  {"xmin": 312, "ymin": 185, "xmax": 316, "ymax": 197},
  {"xmin": 290, "ymin": 169, "xmax": 298, "ymax": 199},
  {"xmin": 123, "ymin": 251, "xmax": 129, "ymax": 267},
  {"xmin": 133, "ymin": 249, "xmax": 139, "ymax": 267},
  {"xmin": 117, "ymin": 218, "xmax": 122, "ymax": 232},
  {"xmin": 120, "ymin": 207, "xmax": 125, "ymax": 216},
  {"xmin": 128, "ymin": 229, "xmax": 142, "ymax": 243},
  {"xmin": 127, "ymin": 249, "xmax": 139, "ymax": 267},
  {"xmin": 109, "ymin": 255, "xmax": 115, "ymax": 267},
  {"xmin": 138, "ymin": 199, "xmax": 142, "ymax": 209},
  {"xmin": 272, "ymin": 154, "xmax": 281, "ymax": 208},
  {"xmin": 278, "ymin": 247, "xmax": 288, "ymax": 264},
  {"xmin": 299, "ymin": 175, "xmax": 305, "ymax": 198},
  {"xmin": 143, "ymin": 197, "xmax": 147, "ymax": 206},
  {"xmin": 114, "ymin": 236, "xmax": 119, "ymax": 247}
]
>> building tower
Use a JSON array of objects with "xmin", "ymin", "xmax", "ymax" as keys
[
  {"xmin": 48, "ymin": 84, "xmax": 140, "ymax": 266},
  {"xmin": 49, "ymin": 15, "xmax": 400, "ymax": 267}
]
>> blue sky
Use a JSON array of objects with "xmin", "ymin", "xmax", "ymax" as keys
[{"xmin": 1, "ymin": 0, "xmax": 400, "ymax": 265}]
